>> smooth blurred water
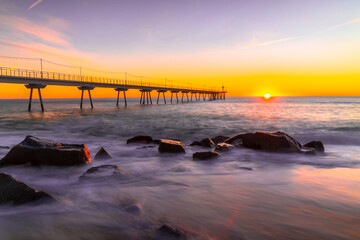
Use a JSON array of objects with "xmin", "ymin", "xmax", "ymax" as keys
[{"xmin": 0, "ymin": 97, "xmax": 359, "ymax": 240}]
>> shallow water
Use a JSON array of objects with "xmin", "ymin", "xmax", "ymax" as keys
[{"xmin": 0, "ymin": 97, "xmax": 359, "ymax": 239}]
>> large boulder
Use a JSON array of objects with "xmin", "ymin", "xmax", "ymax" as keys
[
  {"xmin": 126, "ymin": 136, "xmax": 153, "ymax": 144},
  {"xmin": 0, "ymin": 173, "xmax": 54, "ymax": 205},
  {"xmin": 0, "ymin": 136, "xmax": 91, "ymax": 166},
  {"xmin": 80, "ymin": 164, "xmax": 121, "ymax": 180},
  {"xmin": 155, "ymin": 224, "xmax": 187, "ymax": 240},
  {"xmin": 226, "ymin": 131, "xmax": 302, "ymax": 153},
  {"xmin": 94, "ymin": 147, "xmax": 112, "ymax": 160},
  {"xmin": 193, "ymin": 151, "xmax": 219, "ymax": 160},
  {"xmin": 0, "ymin": 136, "xmax": 90, "ymax": 166},
  {"xmin": 159, "ymin": 140, "xmax": 185, "ymax": 153},
  {"xmin": 304, "ymin": 141, "xmax": 325, "ymax": 153}
]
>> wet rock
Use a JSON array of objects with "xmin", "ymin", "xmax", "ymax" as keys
[
  {"xmin": 304, "ymin": 141, "xmax": 325, "ymax": 153},
  {"xmin": 0, "ymin": 173, "xmax": 54, "ymax": 205},
  {"xmin": 80, "ymin": 164, "xmax": 121, "ymax": 180},
  {"xmin": 153, "ymin": 139, "xmax": 162, "ymax": 144},
  {"xmin": 189, "ymin": 141, "xmax": 200, "ymax": 146},
  {"xmin": 300, "ymin": 146, "xmax": 316, "ymax": 155},
  {"xmin": 94, "ymin": 147, "xmax": 112, "ymax": 160},
  {"xmin": 0, "ymin": 146, "xmax": 9, "ymax": 149},
  {"xmin": 159, "ymin": 140, "xmax": 186, "ymax": 153},
  {"xmin": 211, "ymin": 136, "xmax": 230, "ymax": 144},
  {"xmin": 0, "ymin": 136, "xmax": 91, "ymax": 166},
  {"xmin": 193, "ymin": 151, "xmax": 219, "ymax": 160},
  {"xmin": 215, "ymin": 143, "xmax": 233, "ymax": 152},
  {"xmin": 155, "ymin": 224, "xmax": 187, "ymax": 240},
  {"xmin": 126, "ymin": 136, "xmax": 153, "ymax": 144},
  {"xmin": 226, "ymin": 131, "xmax": 302, "ymax": 153},
  {"xmin": 123, "ymin": 203, "xmax": 143, "ymax": 215},
  {"xmin": 136, "ymin": 145, "xmax": 156, "ymax": 149}
]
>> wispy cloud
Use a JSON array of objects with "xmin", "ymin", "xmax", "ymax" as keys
[
  {"xmin": 316, "ymin": 17, "xmax": 360, "ymax": 34},
  {"xmin": 246, "ymin": 37, "xmax": 297, "ymax": 48},
  {"xmin": 28, "ymin": 0, "xmax": 43, "ymax": 10},
  {"xmin": 0, "ymin": 15, "xmax": 70, "ymax": 47}
]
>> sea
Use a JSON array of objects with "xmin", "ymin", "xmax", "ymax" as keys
[{"xmin": 0, "ymin": 96, "xmax": 359, "ymax": 240}]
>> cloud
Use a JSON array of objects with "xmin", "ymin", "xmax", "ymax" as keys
[
  {"xmin": 246, "ymin": 37, "xmax": 297, "ymax": 48},
  {"xmin": 316, "ymin": 17, "xmax": 360, "ymax": 34},
  {"xmin": 0, "ymin": 15, "xmax": 70, "ymax": 47},
  {"xmin": 28, "ymin": 0, "xmax": 43, "ymax": 10}
]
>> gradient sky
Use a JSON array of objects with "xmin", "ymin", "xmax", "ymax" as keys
[{"xmin": 0, "ymin": 0, "xmax": 360, "ymax": 98}]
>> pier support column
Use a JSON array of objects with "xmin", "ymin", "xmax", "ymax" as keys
[
  {"xmin": 140, "ymin": 90, "xmax": 152, "ymax": 104},
  {"xmin": 171, "ymin": 91, "xmax": 179, "ymax": 104},
  {"xmin": 78, "ymin": 86, "xmax": 95, "ymax": 109},
  {"xmin": 157, "ymin": 90, "xmax": 167, "ymax": 104},
  {"xmin": 115, "ymin": 88, "xmax": 128, "ymax": 107},
  {"xmin": 25, "ymin": 84, "xmax": 47, "ymax": 112}
]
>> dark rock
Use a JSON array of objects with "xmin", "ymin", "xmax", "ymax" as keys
[
  {"xmin": 0, "ymin": 173, "xmax": 54, "ymax": 205},
  {"xmin": 136, "ymin": 145, "xmax": 156, "ymax": 149},
  {"xmin": 155, "ymin": 224, "xmax": 187, "ymax": 240},
  {"xmin": 80, "ymin": 164, "xmax": 121, "ymax": 180},
  {"xmin": 189, "ymin": 141, "xmax": 201, "ymax": 146},
  {"xmin": 211, "ymin": 136, "xmax": 230, "ymax": 144},
  {"xmin": 0, "ymin": 136, "xmax": 91, "ymax": 166},
  {"xmin": 159, "ymin": 139, "xmax": 186, "ymax": 153},
  {"xmin": 153, "ymin": 139, "xmax": 161, "ymax": 144},
  {"xmin": 199, "ymin": 138, "xmax": 215, "ymax": 148},
  {"xmin": 215, "ymin": 143, "xmax": 233, "ymax": 152},
  {"xmin": 123, "ymin": 203, "xmax": 143, "ymax": 215},
  {"xmin": 238, "ymin": 167, "xmax": 253, "ymax": 171},
  {"xmin": 304, "ymin": 141, "xmax": 325, "ymax": 152},
  {"xmin": 94, "ymin": 147, "xmax": 112, "ymax": 160},
  {"xmin": 300, "ymin": 146, "xmax": 316, "ymax": 155},
  {"xmin": 126, "ymin": 136, "xmax": 153, "ymax": 144},
  {"xmin": 0, "ymin": 146, "xmax": 9, "ymax": 149},
  {"xmin": 226, "ymin": 131, "xmax": 302, "ymax": 153},
  {"xmin": 193, "ymin": 151, "xmax": 219, "ymax": 160}
]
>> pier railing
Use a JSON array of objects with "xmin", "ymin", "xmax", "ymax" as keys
[{"xmin": 0, "ymin": 66, "xmax": 226, "ymax": 93}]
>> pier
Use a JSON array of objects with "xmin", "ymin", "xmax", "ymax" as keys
[{"xmin": 0, "ymin": 57, "xmax": 226, "ymax": 111}]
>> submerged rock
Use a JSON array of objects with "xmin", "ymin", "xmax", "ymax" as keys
[
  {"xmin": 0, "ymin": 146, "xmax": 9, "ymax": 149},
  {"xmin": 0, "ymin": 173, "xmax": 54, "ymax": 205},
  {"xmin": 94, "ymin": 147, "xmax": 112, "ymax": 160},
  {"xmin": 193, "ymin": 151, "xmax": 219, "ymax": 160},
  {"xmin": 215, "ymin": 143, "xmax": 233, "ymax": 152},
  {"xmin": 80, "ymin": 164, "xmax": 121, "ymax": 180},
  {"xmin": 126, "ymin": 136, "xmax": 153, "ymax": 144},
  {"xmin": 189, "ymin": 141, "xmax": 201, "ymax": 146},
  {"xmin": 304, "ymin": 141, "xmax": 325, "ymax": 153},
  {"xmin": 0, "ymin": 136, "xmax": 91, "ymax": 166},
  {"xmin": 211, "ymin": 136, "xmax": 230, "ymax": 144},
  {"xmin": 155, "ymin": 224, "xmax": 187, "ymax": 240},
  {"xmin": 159, "ymin": 139, "xmax": 186, "ymax": 153}
]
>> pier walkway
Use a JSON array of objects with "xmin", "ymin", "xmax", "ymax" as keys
[{"xmin": 0, "ymin": 57, "xmax": 226, "ymax": 111}]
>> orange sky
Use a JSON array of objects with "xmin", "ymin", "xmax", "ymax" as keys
[{"xmin": 0, "ymin": 1, "xmax": 360, "ymax": 98}]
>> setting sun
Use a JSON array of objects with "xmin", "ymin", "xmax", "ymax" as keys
[{"xmin": 264, "ymin": 93, "xmax": 272, "ymax": 99}]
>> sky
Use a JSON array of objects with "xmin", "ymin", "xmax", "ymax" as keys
[{"xmin": 0, "ymin": 0, "xmax": 360, "ymax": 98}]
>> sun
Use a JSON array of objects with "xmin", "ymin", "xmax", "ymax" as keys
[{"xmin": 263, "ymin": 93, "xmax": 272, "ymax": 99}]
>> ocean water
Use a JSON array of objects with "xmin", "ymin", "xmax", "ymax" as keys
[{"xmin": 0, "ymin": 97, "xmax": 359, "ymax": 240}]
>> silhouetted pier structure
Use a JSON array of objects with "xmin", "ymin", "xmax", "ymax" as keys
[{"xmin": 0, "ymin": 57, "xmax": 226, "ymax": 111}]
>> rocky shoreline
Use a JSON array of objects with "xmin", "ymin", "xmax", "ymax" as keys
[{"xmin": 0, "ymin": 131, "xmax": 325, "ymax": 239}]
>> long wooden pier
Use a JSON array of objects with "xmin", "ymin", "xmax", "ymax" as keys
[{"xmin": 0, "ymin": 65, "xmax": 226, "ymax": 111}]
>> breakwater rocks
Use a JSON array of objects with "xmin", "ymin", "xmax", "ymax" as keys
[{"xmin": 0, "ymin": 136, "xmax": 91, "ymax": 166}]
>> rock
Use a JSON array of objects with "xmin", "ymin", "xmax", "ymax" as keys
[
  {"xmin": 159, "ymin": 139, "xmax": 186, "ymax": 153},
  {"xmin": 300, "ymin": 146, "xmax": 316, "ymax": 155},
  {"xmin": 193, "ymin": 151, "xmax": 219, "ymax": 160},
  {"xmin": 153, "ymin": 139, "xmax": 162, "ymax": 144},
  {"xmin": 189, "ymin": 141, "xmax": 201, "ymax": 146},
  {"xmin": 199, "ymin": 138, "xmax": 215, "ymax": 148},
  {"xmin": 0, "ymin": 173, "xmax": 54, "ymax": 205},
  {"xmin": 155, "ymin": 224, "xmax": 187, "ymax": 240},
  {"xmin": 80, "ymin": 164, "xmax": 121, "ymax": 180},
  {"xmin": 215, "ymin": 143, "xmax": 233, "ymax": 152},
  {"xmin": 94, "ymin": 147, "xmax": 112, "ymax": 160},
  {"xmin": 226, "ymin": 131, "xmax": 302, "ymax": 153},
  {"xmin": 126, "ymin": 136, "xmax": 153, "ymax": 144},
  {"xmin": 0, "ymin": 136, "xmax": 91, "ymax": 166},
  {"xmin": 0, "ymin": 146, "xmax": 9, "ymax": 149},
  {"xmin": 136, "ymin": 146, "xmax": 156, "ymax": 149},
  {"xmin": 123, "ymin": 203, "xmax": 143, "ymax": 215},
  {"xmin": 211, "ymin": 136, "xmax": 230, "ymax": 144},
  {"xmin": 304, "ymin": 141, "xmax": 325, "ymax": 152}
]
